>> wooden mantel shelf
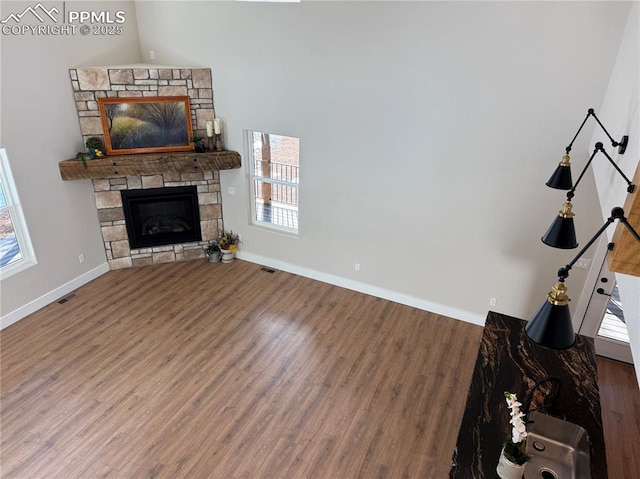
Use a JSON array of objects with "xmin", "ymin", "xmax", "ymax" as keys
[{"xmin": 58, "ymin": 150, "xmax": 241, "ymax": 181}]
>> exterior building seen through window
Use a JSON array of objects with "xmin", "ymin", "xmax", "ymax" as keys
[{"xmin": 248, "ymin": 131, "xmax": 299, "ymax": 233}]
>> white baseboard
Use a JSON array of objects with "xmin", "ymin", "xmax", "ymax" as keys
[
  {"xmin": 237, "ymin": 252, "xmax": 486, "ymax": 327},
  {"xmin": 1, "ymin": 262, "xmax": 110, "ymax": 330}
]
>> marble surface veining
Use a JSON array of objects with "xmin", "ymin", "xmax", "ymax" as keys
[{"xmin": 449, "ymin": 311, "xmax": 606, "ymax": 478}]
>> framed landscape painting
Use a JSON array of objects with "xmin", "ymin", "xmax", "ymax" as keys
[{"xmin": 98, "ymin": 96, "xmax": 194, "ymax": 155}]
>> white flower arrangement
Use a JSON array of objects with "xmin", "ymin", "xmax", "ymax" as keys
[{"xmin": 502, "ymin": 392, "xmax": 530, "ymax": 465}]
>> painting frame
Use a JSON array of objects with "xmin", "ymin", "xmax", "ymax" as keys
[{"xmin": 98, "ymin": 96, "xmax": 194, "ymax": 155}]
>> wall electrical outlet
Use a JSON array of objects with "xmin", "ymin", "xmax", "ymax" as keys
[
  {"xmin": 227, "ymin": 186, "xmax": 236, "ymax": 195},
  {"xmin": 489, "ymin": 297, "xmax": 497, "ymax": 307},
  {"xmin": 78, "ymin": 254, "xmax": 85, "ymax": 264},
  {"xmin": 354, "ymin": 263, "xmax": 360, "ymax": 272},
  {"xmin": 149, "ymin": 50, "xmax": 155, "ymax": 60}
]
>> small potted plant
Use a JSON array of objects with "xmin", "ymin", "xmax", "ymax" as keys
[
  {"xmin": 85, "ymin": 137, "xmax": 105, "ymax": 158},
  {"xmin": 204, "ymin": 240, "xmax": 221, "ymax": 263},
  {"xmin": 218, "ymin": 230, "xmax": 241, "ymax": 263},
  {"xmin": 191, "ymin": 133, "xmax": 206, "ymax": 153},
  {"xmin": 496, "ymin": 392, "xmax": 530, "ymax": 478}
]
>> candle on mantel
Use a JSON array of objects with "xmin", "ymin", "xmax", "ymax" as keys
[
  {"xmin": 214, "ymin": 118, "xmax": 221, "ymax": 134},
  {"xmin": 205, "ymin": 121, "xmax": 213, "ymax": 138}
]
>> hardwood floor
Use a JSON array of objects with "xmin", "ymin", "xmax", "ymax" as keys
[
  {"xmin": 0, "ymin": 259, "xmax": 638, "ymax": 478},
  {"xmin": 597, "ymin": 356, "xmax": 640, "ymax": 479},
  {"xmin": 1, "ymin": 260, "xmax": 483, "ymax": 478}
]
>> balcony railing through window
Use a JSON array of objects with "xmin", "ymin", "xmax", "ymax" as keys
[{"xmin": 254, "ymin": 160, "xmax": 299, "ymax": 230}]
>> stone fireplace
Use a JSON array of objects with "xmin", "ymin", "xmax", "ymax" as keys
[
  {"xmin": 63, "ymin": 64, "xmax": 239, "ymax": 270},
  {"xmin": 92, "ymin": 170, "xmax": 222, "ymax": 270}
]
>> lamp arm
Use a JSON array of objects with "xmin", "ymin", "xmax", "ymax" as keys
[
  {"xmin": 618, "ymin": 217, "xmax": 640, "ymax": 243},
  {"xmin": 598, "ymin": 147, "xmax": 635, "ymax": 193},
  {"xmin": 591, "ymin": 110, "xmax": 623, "ymax": 148},
  {"xmin": 565, "ymin": 110, "xmax": 593, "ymax": 153},
  {"xmin": 567, "ymin": 143, "xmax": 635, "ymax": 201},
  {"xmin": 564, "ymin": 109, "xmax": 628, "ymax": 155},
  {"xmin": 558, "ymin": 215, "xmax": 615, "ymax": 280},
  {"xmin": 559, "ymin": 207, "xmax": 640, "ymax": 280},
  {"xmin": 567, "ymin": 145, "xmax": 599, "ymax": 199}
]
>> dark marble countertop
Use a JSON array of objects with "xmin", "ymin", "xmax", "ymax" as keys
[{"xmin": 449, "ymin": 311, "xmax": 606, "ymax": 478}]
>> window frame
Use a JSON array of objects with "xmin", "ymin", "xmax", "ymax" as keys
[
  {"xmin": 245, "ymin": 130, "xmax": 299, "ymax": 234},
  {"xmin": 0, "ymin": 148, "xmax": 37, "ymax": 278}
]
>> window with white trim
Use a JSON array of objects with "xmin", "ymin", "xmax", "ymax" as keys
[
  {"xmin": 0, "ymin": 148, "xmax": 36, "ymax": 277},
  {"xmin": 247, "ymin": 131, "xmax": 299, "ymax": 233}
]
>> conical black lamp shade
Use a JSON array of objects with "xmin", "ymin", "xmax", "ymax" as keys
[
  {"xmin": 542, "ymin": 202, "xmax": 578, "ymax": 249},
  {"xmin": 525, "ymin": 282, "xmax": 576, "ymax": 349},
  {"xmin": 546, "ymin": 154, "xmax": 573, "ymax": 190}
]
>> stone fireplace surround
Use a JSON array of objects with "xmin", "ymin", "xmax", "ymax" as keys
[
  {"xmin": 92, "ymin": 171, "xmax": 222, "ymax": 270},
  {"xmin": 67, "ymin": 64, "xmax": 229, "ymax": 270}
]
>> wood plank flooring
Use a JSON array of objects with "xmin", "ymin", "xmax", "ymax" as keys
[
  {"xmin": 0, "ymin": 259, "xmax": 638, "ymax": 478},
  {"xmin": 1, "ymin": 260, "xmax": 482, "ymax": 478},
  {"xmin": 596, "ymin": 356, "xmax": 640, "ymax": 479}
]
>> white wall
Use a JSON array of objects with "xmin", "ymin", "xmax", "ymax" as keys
[
  {"xmin": 589, "ymin": 3, "xmax": 640, "ymax": 375},
  {"xmin": 134, "ymin": 1, "xmax": 630, "ymax": 324},
  {"xmin": 0, "ymin": 1, "xmax": 141, "ymax": 326}
]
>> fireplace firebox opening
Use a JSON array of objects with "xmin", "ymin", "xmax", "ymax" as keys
[{"xmin": 121, "ymin": 186, "xmax": 202, "ymax": 249}]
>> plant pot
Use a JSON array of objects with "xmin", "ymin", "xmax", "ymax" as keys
[
  {"xmin": 207, "ymin": 251, "xmax": 221, "ymax": 263},
  {"xmin": 220, "ymin": 249, "xmax": 235, "ymax": 263},
  {"xmin": 194, "ymin": 143, "xmax": 206, "ymax": 153},
  {"xmin": 496, "ymin": 448, "xmax": 526, "ymax": 479}
]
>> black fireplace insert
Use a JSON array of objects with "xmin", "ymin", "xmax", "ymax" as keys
[{"xmin": 121, "ymin": 186, "xmax": 202, "ymax": 249}]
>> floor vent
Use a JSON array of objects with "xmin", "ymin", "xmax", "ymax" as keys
[
  {"xmin": 57, "ymin": 293, "xmax": 76, "ymax": 304},
  {"xmin": 260, "ymin": 267, "xmax": 276, "ymax": 274}
]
